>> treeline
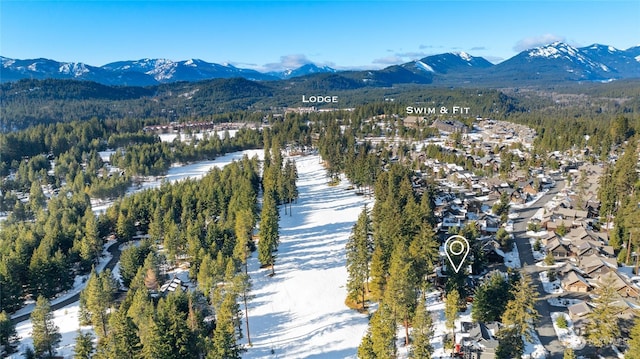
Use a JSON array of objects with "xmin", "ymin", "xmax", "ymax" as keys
[
  {"xmin": 109, "ymin": 128, "xmax": 263, "ymax": 176},
  {"xmin": 598, "ymin": 138, "xmax": 640, "ymax": 267},
  {"xmin": 2, "ymin": 77, "xmax": 531, "ymax": 131},
  {"xmin": 511, "ymin": 113, "xmax": 639, "ymax": 156},
  {"xmin": 0, "ymin": 110, "xmax": 310, "ymax": 317},
  {"xmin": 257, "ymin": 135, "xmax": 299, "ymax": 275}
]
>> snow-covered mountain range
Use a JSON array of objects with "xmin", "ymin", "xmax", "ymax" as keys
[{"xmin": 2, "ymin": 42, "xmax": 639, "ymax": 86}]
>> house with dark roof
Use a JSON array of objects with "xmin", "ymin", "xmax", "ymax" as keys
[{"xmin": 460, "ymin": 322, "xmax": 500, "ymax": 359}]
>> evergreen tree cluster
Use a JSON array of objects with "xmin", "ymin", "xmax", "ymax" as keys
[{"xmin": 352, "ymin": 163, "xmax": 439, "ymax": 357}]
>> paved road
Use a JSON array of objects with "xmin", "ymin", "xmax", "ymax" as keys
[
  {"xmin": 11, "ymin": 241, "xmax": 122, "ymax": 324},
  {"xmin": 512, "ymin": 181, "xmax": 566, "ymax": 359}
]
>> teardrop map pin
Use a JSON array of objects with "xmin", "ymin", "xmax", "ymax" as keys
[{"xmin": 444, "ymin": 235, "xmax": 470, "ymax": 273}]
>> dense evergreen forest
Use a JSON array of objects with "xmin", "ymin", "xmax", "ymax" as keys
[{"xmin": 1, "ymin": 77, "xmax": 639, "ymax": 357}]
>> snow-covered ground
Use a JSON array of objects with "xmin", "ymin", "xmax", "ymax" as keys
[
  {"xmin": 10, "ymin": 302, "xmax": 94, "ymax": 359},
  {"xmin": 242, "ymin": 154, "xmax": 373, "ymax": 359},
  {"xmin": 510, "ymin": 189, "xmax": 549, "ymax": 209},
  {"xmin": 527, "ymin": 235, "xmax": 548, "ymax": 261},
  {"xmin": 424, "ymin": 289, "xmax": 545, "ymax": 359},
  {"xmin": 158, "ymin": 129, "xmax": 238, "ymax": 143},
  {"xmin": 504, "ymin": 241, "xmax": 522, "ymax": 269},
  {"xmin": 547, "ymin": 298, "xmax": 583, "ymax": 307},
  {"xmin": 427, "ymin": 290, "xmax": 470, "ymax": 359},
  {"xmin": 539, "ymin": 271, "xmax": 564, "ymax": 294},
  {"xmin": 523, "ymin": 332, "xmax": 548, "ymax": 359},
  {"xmin": 550, "ymin": 312, "xmax": 585, "ymax": 350}
]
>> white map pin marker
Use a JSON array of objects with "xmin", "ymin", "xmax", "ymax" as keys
[{"xmin": 444, "ymin": 235, "xmax": 470, "ymax": 273}]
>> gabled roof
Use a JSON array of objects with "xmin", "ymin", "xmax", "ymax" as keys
[
  {"xmin": 547, "ymin": 237, "xmax": 569, "ymax": 252},
  {"xmin": 562, "ymin": 271, "xmax": 591, "ymax": 288},
  {"xmin": 579, "ymin": 254, "xmax": 617, "ymax": 273}
]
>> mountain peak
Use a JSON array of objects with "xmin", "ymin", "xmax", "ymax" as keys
[{"xmin": 527, "ymin": 42, "xmax": 578, "ymax": 59}]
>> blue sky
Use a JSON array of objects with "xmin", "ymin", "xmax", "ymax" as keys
[{"xmin": 1, "ymin": 1, "xmax": 639, "ymax": 71}]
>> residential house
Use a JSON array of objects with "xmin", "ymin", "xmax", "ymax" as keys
[
  {"xmin": 546, "ymin": 237, "xmax": 570, "ymax": 258},
  {"xmin": 595, "ymin": 271, "xmax": 640, "ymax": 299},
  {"xmin": 567, "ymin": 301, "xmax": 592, "ymax": 335},
  {"xmin": 546, "ymin": 219, "xmax": 576, "ymax": 232},
  {"xmin": 160, "ymin": 277, "xmax": 189, "ymax": 295},
  {"xmin": 481, "ymin": 239, "xmax": 505, "ymax": 263},
  {"xmin": 522, "ymin": 182, "xmax": 539, "ymax": 196},
  {"xmin": 578, "ymin": 255, "xmax": 618, "ymax": 278},
  {"xmin": 569, "ymin": 239, "xmax": 614, "ymax": 258},
  {"xmin": 561, "ymin": 271, "xmax": 591, "ymax": 293},
  {"xmin": 460, "ymin": 322, "xmax": 500, "ymax": 359}
]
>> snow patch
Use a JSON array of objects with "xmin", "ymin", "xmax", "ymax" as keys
[
  {"xmin": 415, "ymin": 60, "xmax": 435, "ymax": 72},
  {"xmin": 550, "ymin": 312, "xmax": 585, "ymax": 350}
]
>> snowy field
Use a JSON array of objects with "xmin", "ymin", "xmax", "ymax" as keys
[{"xmin": 242, "ymin": 154, "xmax": 373, "ymax": 359}]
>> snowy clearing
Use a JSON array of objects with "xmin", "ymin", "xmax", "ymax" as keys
[{"xmin": 242, "ymin": 154, "xmax": 373, "ymax": 359}]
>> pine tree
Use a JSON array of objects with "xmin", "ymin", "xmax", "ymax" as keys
[
  {"xmin": 502, "ymin": 271, "xmax": 539, "ymax": 342},
  {"xmin": 445, "ymin": 288, "xmax": 460, "ymax": 348},
  {"xmin": 30, "ymin": 295, "xmax": 61, "ymax": 359},
  {"xmin": 408, "ymin": 225, "xmax": 439, "ymax": 292},
  {"xmin": 80, "ymin": 209, "xmax": 102, "ymax": 270},
  {"xmin": 495, "ymin": 326, "xmax": 524, "ymax": 359},
  {"xmin": 370, "ymin": 303, "xmax": 397, "ymax": 359},
  {"xmin": 258, "ymin": 190, "xmax": 279, "ymax": 275},
  {"xmin": 564, "ymin": 348, "xmax": 577, "ymax": 359},
  {"xmin": 471, "ymin": 271, "xmax": 512, "ymax": 323},
  {"xmin": 585, "ymin": 274, "xmax": 621, "ymax": 350},
  {"xmin": 626, "ymin": 316, "xmax": 640, "ymax": 359},
  {"xmin": 384, "ymin": 243, "xmax": 419, "ymax": 346},
  {"xmin": 126, "ymin": 289, "xmax": 154, "ymax": 352},
  {"xmin": 73, "ymin": 331, "xmax": 94, "ymax": 359},
  {"xmin": 369, "ymin": 246, "xmax": 387, "ymax": 302},
  {"xmin": 0, "ymin": 311, "xmax": 18, "ymax": 355},
  {"xmin": 357, "ymin": 332, "xmax": 376, "ymax": 359},
  {"xmin": 95, "ymin": 308, "xmax": 142, "ymax": 359},
  {"xmin": 80, "ymin": 268, "xmax": 118, "ymax": 338},
  {"xmin": 209, "ymin": 293, "xmax": 245, "ymax": 359},
  {"xmin": 410, "ymin": 300, "xmax": 433, "ymax": 359},
  {"xmin": 0, "ymin": 257, "xmax": 24, "ymax": 312},
  {"xmin": 346, "ymin": 205, "xmax": 373, "ymax": 309}
]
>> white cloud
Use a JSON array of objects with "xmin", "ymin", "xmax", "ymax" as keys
[
  {"xmin": 261, "ymin": 54, "xmax": 313, "ymax": 72},
  {"xmin": 513, "ymin": 34, "xmax": 566, "ymax": 52},
  {"xmin": 372, "ymin": 56, "xmax": 404, "ymax": 65}
]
